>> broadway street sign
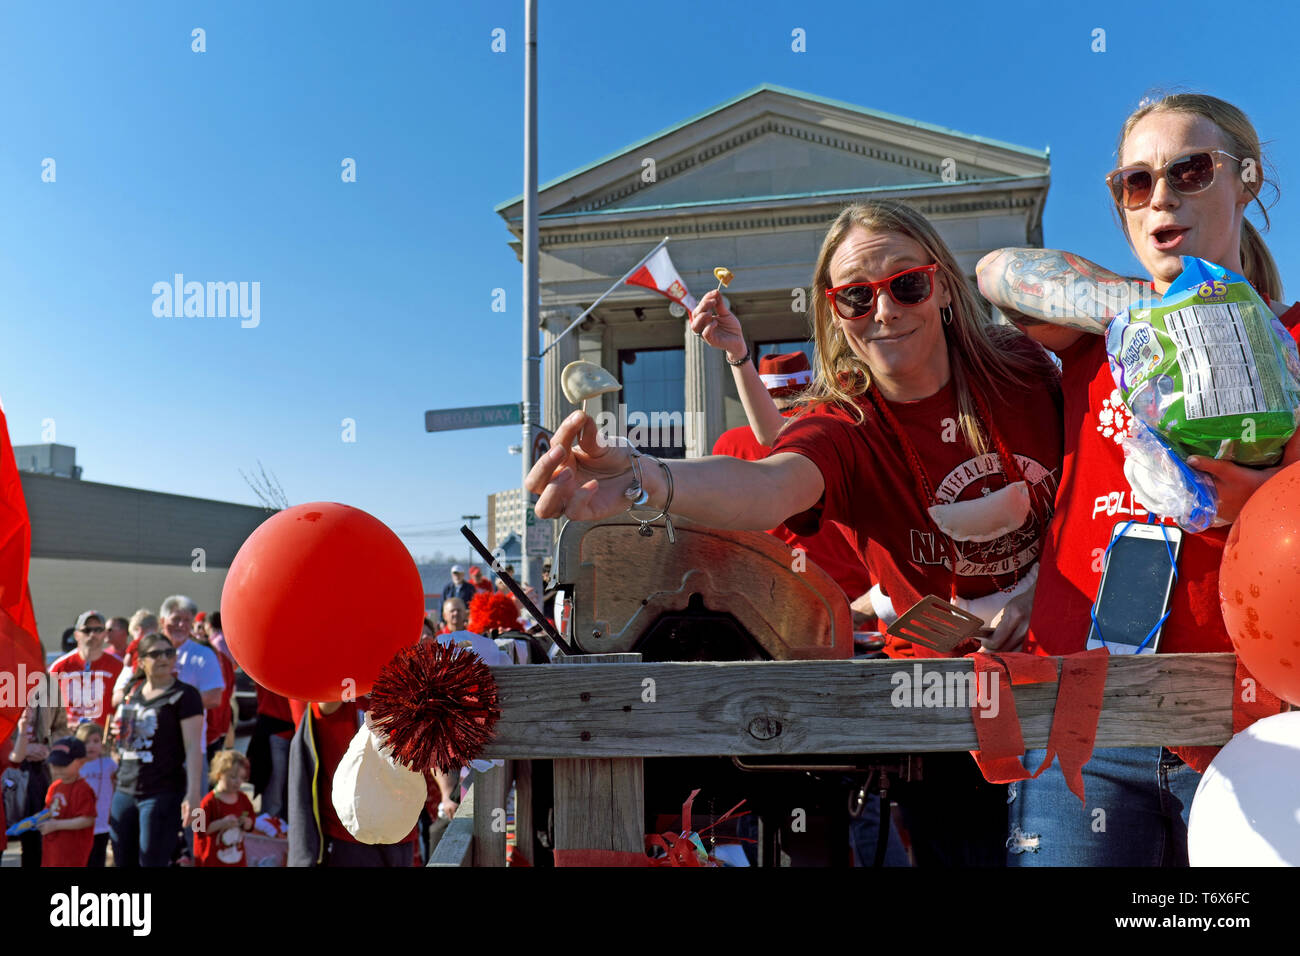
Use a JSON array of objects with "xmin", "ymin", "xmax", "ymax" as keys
[{"xmin": 424, "ymin": 403, "xmax": 523, "ymax": 433}]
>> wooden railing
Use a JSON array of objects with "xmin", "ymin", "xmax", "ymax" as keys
[{"xmin": 429, "ymin": 652, "xmax": 1238, "ymax": 866}]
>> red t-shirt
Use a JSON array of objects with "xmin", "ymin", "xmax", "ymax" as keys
[
  {"xmin": 193, "ymin": 790, "xmax": 255, "ymax": 867},
  {"xmin": 42, "ymin": 777, "xmax": 96, "ymax": 867},
  {"xmin": 712, "ymin": 423, "xmax": 874, "ymax": 601},
  {"xmin": 48, "ymin": 650, "xmax": 123, "ymax": 729},
  {"xmin": 1027, "ymin": 304, "xmax": 1300, "ymax": 657},
  {"xmin": 205, "ymin": 651, "xmax": 236, "ymax": 747},
  {"xmin": 1026, "ymin": 307, "xmax": 1300, "ymax": 772},
  {"xmin": 289, "ymin": 698, "xmax": 418, "ymax": 847},
  {"xmin": 774, "ymin": 350, "xmax": 1063, "ymax": 658}
]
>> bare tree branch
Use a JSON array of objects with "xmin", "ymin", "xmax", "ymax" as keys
[{"xmin": 239, "ymin": 460, "xmax": 290, "ymax": 511}]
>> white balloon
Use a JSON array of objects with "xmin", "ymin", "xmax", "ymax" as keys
[
  {"xmin": 332, "ymin": 717, "xmax": 426, "ymax": 845},
  {"xmin": 1188, "ymin": 711, "xmax": 1300, "ymax": 866}
]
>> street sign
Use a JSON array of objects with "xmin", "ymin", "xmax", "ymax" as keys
[
  {"xmin": 531, "ymin": 425, "xmax": 552, "ymax": 466},
  {"xmin": 424, "ymin": 403, "xmax": 522, "ymax": 433},
  {"xmin": 525, "ymin": 505, "xmax": 553, "ymax": 557}
]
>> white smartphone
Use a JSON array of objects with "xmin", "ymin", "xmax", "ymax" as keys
[{"xmin": 1085, "ymin": 522, "xmax": 1183, "ymax": 655}]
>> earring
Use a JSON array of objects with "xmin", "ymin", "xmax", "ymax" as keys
[{"xmin": 941, "ymin": 306, "xmax": 953, "ymax": 326}]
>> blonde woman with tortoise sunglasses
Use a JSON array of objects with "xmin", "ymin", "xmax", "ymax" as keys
[{"xmin": 979, "ymin": 92, "xmax": 1300, "ymax": 867}]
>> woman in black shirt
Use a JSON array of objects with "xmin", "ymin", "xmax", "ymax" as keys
[{"xmin": 109, "ymin": 632, "xmax": 204, "ymax": 866}]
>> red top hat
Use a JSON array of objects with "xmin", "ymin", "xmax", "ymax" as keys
[{"xmin": 758, "ymin": 352, "xmax": 813, "ymax": 398}]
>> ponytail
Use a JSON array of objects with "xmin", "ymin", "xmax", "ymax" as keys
[{"xmin": 1240, "ymin": 219, "xmax": 1284, "ymax": 302}]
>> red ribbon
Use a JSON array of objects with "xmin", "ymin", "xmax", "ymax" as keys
[{"xmin": 967, "ymin": 649, "xmax": 1109, "ymax": 805}]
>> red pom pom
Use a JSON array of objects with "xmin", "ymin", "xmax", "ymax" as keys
[
  {"xmin": 468, "ymin": 592, "xmax": 519, "ymax": 634},
  {"xmin": 367, "ymin": 641, "xmax": 502, "ymax": 771}
]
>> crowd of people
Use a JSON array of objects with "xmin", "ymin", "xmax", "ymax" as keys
[
  {"xmin": 1, "ymin": 599, "xmax": 277, "ymax": 867},
  {"xmin": 0, "ymin": 575, "xmax": 547, "ymax": 869}
]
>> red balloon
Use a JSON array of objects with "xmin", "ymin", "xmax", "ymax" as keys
[
  {"xmin": 1220, "ymin": 462, "xmax": 1300, "ymax": 706},
  {"xmin": 221, "ymin": 503, "xmax": 424, "ymax": 702}
]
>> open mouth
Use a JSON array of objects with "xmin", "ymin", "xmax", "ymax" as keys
[{"xmin": 1151, "ymin": 226, "xmax": 1189, "ymax": 252}]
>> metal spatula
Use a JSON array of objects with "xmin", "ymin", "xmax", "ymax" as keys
[{"xmin": 887, "ymin": 595, "xmax": 986, "ymax": 654}]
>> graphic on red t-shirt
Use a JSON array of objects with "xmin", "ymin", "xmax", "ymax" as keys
[
  {"xmin": 42, "ymin": 777, "xmax": 96, "ymax": 867},
  {"xmin": 194, "ymin": 790, "xmax": 255, "ymax": 867},
  {"xmin": 48, "ymin": 650, "xmax": 123, "ymax": 728},
  {"xmin": 712, "ymin": 422, "xmax": 874, "ymax": 601}
]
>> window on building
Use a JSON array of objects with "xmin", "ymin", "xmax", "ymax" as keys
[{"xmin": 617, "ymin": 346, "xmax": 686, "ymax": 459}]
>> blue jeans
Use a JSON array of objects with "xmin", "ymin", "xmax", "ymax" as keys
[
  {"xmin": 1006, "ymin": 747, "xmax": 1200, "ymax": 866},
  {"xmin": 110, "ymin": 789, "xmax": 183, "ymax": 867},
  {"xmin": 263, "ymin": 734, "xmax": 290, "ymax": 821}
]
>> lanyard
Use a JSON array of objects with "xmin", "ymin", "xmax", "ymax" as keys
[{"xmin": 1089, "ymin": 514, "xmax": 1179, "ymax": 652}]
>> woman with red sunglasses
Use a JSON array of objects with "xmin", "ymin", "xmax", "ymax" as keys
[
  {"xmin": 978, "ymin": 92, "xmax": 1299, "ymax": 866},
  {"xmin": 529, "ymin": 198, "xmax": 1064, "ymax": 865}
]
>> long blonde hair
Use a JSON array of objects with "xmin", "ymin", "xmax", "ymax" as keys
[
  {"xmin": 1115, "ymin": 92, "xmax": 1282, "ymax": 301},
  {"xmin": 805, "ymin": 199, "xmax": 1056, "ymax": 453}
]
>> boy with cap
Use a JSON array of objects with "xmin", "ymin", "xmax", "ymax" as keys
[{"xmin": 38, "ymin": 737, "xmax": 96, "ymax": 867}]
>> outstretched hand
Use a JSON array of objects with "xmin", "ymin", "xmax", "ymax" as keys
[
  {"xmin": 526, "ymin": 410, "xmax": 637, "ymax": 521},
  {"xmin": 689, "ymin": 290, "xmax": 747, "ymax": 360}
]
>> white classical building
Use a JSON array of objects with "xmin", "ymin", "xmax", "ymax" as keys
[{"xmin": 496, "ymin": 84, "xmax": 1051, "ymax": 457}]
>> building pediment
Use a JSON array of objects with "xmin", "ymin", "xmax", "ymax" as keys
[{"xmin": 497, "ymin": 85, "xmax": 1049, "ymax": 228}]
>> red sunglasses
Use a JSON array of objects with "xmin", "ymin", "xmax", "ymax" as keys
[{"xmin": 825, "ymin": 264, "xmax": 939, "ymax": 320}]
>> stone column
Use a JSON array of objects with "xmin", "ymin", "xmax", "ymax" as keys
[
  {"xmin": 541, "ymin": 308, "xmax": 580, "ymax": 434},
  {"xmin": 683, "ymin": 320, "xmax": 726, "ymax": 458}
]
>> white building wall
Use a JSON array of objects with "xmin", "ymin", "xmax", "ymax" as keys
[{"xmin": 28, "ymin": 557, "xmax": 231, "ymax": 652}]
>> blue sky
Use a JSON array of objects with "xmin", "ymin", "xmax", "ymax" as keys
[{"xmin": 2, "ymin": 0, "xmax": 1298, "ymax": 559}]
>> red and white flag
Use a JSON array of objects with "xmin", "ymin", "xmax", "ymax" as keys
[
  {"xmin": 625, "ymin": 247, "xmax": 697, "ymax": 311},
  {"xmin": 0, "ymin": 396, "xmax": 43, "ymax": 744}
]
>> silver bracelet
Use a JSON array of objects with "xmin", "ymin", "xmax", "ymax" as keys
[
  {"xmin": 628, "ymin": 454, "xmax": 676, "ymax": 543},
  {"xmin": 623, "ymin": 448, "xmax": 650, "ymax": 507}
]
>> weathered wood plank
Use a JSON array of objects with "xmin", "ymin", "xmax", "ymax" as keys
[
  {"xmin": 553, "ymin": 654, "xmax": 645, "ymax": 856},
  {"xmin": 480, "ymin": 654, "xmax": 1237, "ymax": 758},
  {"xmin": 428, "ymin": 778, "xmax": 474, "ymax": 867},
  {"xmin": 471, "ymin": 762, "xmax": 510, "ymax": 867}
]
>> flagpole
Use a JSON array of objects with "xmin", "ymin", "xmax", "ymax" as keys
[
  {"xmin": 520, "ymin": 0, "xmax": 540, "ymax": 592},
  {"xmin": 537, "ymin": 235, "xmax": 673, "ymax": 358}
]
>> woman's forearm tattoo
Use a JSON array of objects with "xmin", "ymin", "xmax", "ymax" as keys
[{"xmin": 985, "ymin": 249, "xmax": 1152, "ymax": 333}]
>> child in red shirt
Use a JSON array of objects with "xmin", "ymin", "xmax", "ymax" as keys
[
  {"xmin": 39, "ymin": 737, "xmax": 96, "ymax": 867},
  {"xmin": 194, "ymin": 749, "xmax": 255, "ymax": 867}
]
